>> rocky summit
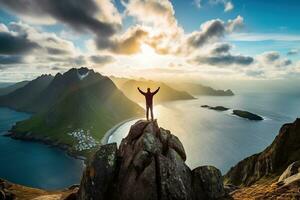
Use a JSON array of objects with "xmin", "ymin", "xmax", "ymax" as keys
[{"xmin": 77, "ymin": 120, "xmax": 228, "ymax": 200}]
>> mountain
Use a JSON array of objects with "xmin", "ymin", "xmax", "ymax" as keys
[
  {"xmin": 110, "ymin": 77, "xmax": 195, "ymax": 103},
  {"xmin": 8, "ymin": 68, "xmax": 143, "ymax": 155},
  {"xmin": 224, "ymin": 118, "xmax": 300, "ymax": 187},
  {"xmin": 0, "ymin": 75, "xmax": 54, "ymax": 112},
  {"xmin": 171, "ymin": 82, "xmax": 234, "ymax": 96},
  {"xmin": 0, "ymin": 81, "xmax": 29, "ymax": 96}
]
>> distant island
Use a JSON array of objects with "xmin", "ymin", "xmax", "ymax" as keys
[
  {"xmin": 171, "ymin": 82, "xmax": 234, "ymax": 96},
  {"xmin": 201, "ymin": 105, "xmax": 263, "ymax": 121},
  {"xmin": 201, "ymin": 105, "xmax": 230, "ymax": 111},
  {"xmin": 232, "ymin": 110, "xmax": 263, "ymax": 121}
]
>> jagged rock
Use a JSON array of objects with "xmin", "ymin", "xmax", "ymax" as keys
[
  {"xmin": 192, "ymin": 166, "xmax": 225, "ymax": 200},
  {"xmin": 278, "ymin": 161, "xmax": 300, "ymax": 186},
  {"xmin": 225, "ymin": 118, "xmax": 300, "ymax": 186},
  {"xmin": 224, "ymin": 184, "xmax": 239, "ymax": 194},
  {"xmin": 77, "ymin": 120, "xmax": 226, "ymax": 200},
  {"xmin": 77, "ymin": 143, "xmax": 118, "ymax": 200},
  {"xmin": 0, "ymin": 190, "xmax": 5, "ymax": 200}
]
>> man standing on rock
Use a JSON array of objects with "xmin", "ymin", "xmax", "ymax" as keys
[{"xmin": 137, "ymin": 87, "xmax": 160, "ymax": 121}]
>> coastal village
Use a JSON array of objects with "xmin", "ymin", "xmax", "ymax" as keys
[{"xmin": 68, "ymin": 129, "xmax": 99, "ymax": 151}]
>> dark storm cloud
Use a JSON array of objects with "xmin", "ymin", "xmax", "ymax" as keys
[
  {"xmin": 0, "ymin": 0, "xmax": 119, "ymax": 37},
  {"xmin": 0, "ymin": 32, "xmax": 39, "ymax": 55},
  {"xmin": 193, "ymin": 54, "xmax": 254, "ymax": 66},
  {"xmin": 89, "ymin": 55, "xmax": 115, "ymax": 65},
  {"xmin": 0, "ymin": 55, "xmax": 24, "ymax": 64}
]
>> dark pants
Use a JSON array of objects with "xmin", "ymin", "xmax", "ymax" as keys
[{"xmin": 146, "ymin": 104, "xmax": 154, "ymax": 121}]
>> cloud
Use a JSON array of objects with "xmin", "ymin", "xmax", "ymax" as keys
[
  {"xmin": 0, "ymin": 30, "xmax": 39, "ymax": 55},
  {"xmin": 192, "ymin": 54, "xmax": 254, "ymax": 66},
  {"xmin": 227, "ymin": 16, "xmax": 244, "ymax": 32},
  {"xmin": 183, "ymin": 16, "xmax": 243, "ymax": 52},
  {"xmin": 89, "ymin": 55, "xmax": 115, "ymax": 65},
  {"xmin": 187, "ymin": 19, "xmax": 225, "ymax": 48},
  {"xmin": 0, "ymin": 55, "xmax": 24, "ymax": 64},
  {"xmin": 228, "ymin": 33, "xmax": 300, "ymax": 42},
  {"xmin": 194, "ymin": 0, "xmax": 202, "ymax": 8},
  {"xmin": 209, "ymin": 0, "xmax": 234, "ymax": 12},
  {"xmin": 287, "ymin": 49, "xmax": 299, "ymax": 56},
  {"xmin": 96, "ymin": 26, "xmax": 148, "ymax": 55},
  {"xmin": 257, "ymin": 51, "xmax": 292, "ymax": 69},
  {"xmin": 0, "ymin": 0, "xmax": 121, "ymax": 37},
  {"xmin": 211, "ymin": 43, "xmax": 232, "ymax": 54},
  {"xmin": 224, "ymin": 1, "xmax": 234, "ymax": 12},
  {"xmin": 123, "ymin": 0, "xmax": 177, "ymax": 29}
]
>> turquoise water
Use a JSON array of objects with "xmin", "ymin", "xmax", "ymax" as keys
[
  {"xmin": 109, "ymin": 92, "xmax": 300, "ymax": 174},
  {"xmin": 0, "ymin": 107, "xmax": 84, "ymax": 190}
]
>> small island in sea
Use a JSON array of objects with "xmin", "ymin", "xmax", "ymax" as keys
[
  {"xmin": 201, "ymin": 105, "xmax": 263, "ymax": 121},
  {"xmin": 201, "ymin": 105, "xmax": 230, "ymax": 111}
]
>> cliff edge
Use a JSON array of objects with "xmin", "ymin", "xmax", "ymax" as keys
[{"xmin": 77, "ymin": 120, "xmax": 228, "ymax": 200}]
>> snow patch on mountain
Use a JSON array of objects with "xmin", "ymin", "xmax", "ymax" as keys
[{"xmin": 77, "ymin": 70, "xmax": 89, "ymax": 80}]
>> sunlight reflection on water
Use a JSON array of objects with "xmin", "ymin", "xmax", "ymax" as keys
[{"xmin": 109, "ymin": 93, "xmax": 300, "ymax": 173}]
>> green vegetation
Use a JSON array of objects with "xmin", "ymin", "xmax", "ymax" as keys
[{"xmin": 2, "ymin": 68, "xmax": 143, "ymax": 156}]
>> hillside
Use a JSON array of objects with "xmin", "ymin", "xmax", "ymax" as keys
[
  {"xmin": 111, "ymin": 77, "xmax": 195, "ymax": 103},
  {"xmin": 0, "ymin": 75, "xmax": 53, "ymax": 112},
  {"xmin": 0, "ymin": 81, "xmax": 29, "ymax": 96},
  {"xmin": 224, "ymin": 118, "xmax": 300, "ymax": 187},
  {"xmin": 6, "ymin": 68, "xmax": 143, "ymax": 156},
  {"xmin": 171, "ymin": 82, "xmax": 234, "ymax": 96}
]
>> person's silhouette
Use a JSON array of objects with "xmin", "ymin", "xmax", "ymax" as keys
[{"xmin": 137, "ymin": 87, "xmax": 160, "ymax": 121}]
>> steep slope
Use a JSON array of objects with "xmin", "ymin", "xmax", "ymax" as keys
[
  {"xmin": 171, "ymin": 82, "xmax": 234, "ymax": 96},
  {"xmin": 9, "ymin": 68, "xmax": 144, "ymax": 155},
  {"xmin": 0, "ymin": 81, "xmax": 29, "ymax": 96},
  {"xmin": 225, "ymin": 118, "xmax": 300, "ymax": 186},
  {"xmin": 111, "ymin": 77, "xmax": 195, "ymax": 103},
  {"xmin": 0, "ymin": 75, "xmax": 53, "ymax": 112}
]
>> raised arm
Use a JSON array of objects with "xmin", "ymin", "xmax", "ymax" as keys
[
  {"xmin": 137, "ymin": 87, "xmax": 146, "ymax": 95},
  {"xmin": 152, "ymin": 87, "xmax": 160, "ymax": 95}
]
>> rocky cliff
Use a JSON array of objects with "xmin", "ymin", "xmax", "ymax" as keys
[
  {"xmin": 77, "ymin": 120, "xmax": 228, "ymax": 200},
  {"xmin": 225, "ymin": 118, "xmax": 300, "ymax": 186}
]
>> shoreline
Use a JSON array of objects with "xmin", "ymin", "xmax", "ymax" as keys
[
  {"xmin": 101, "ymin": 117, "xmax": 140, "ymax": 145},
  {"xmin": 4, "ymin": 116, "xmax": 142, "ymax": 163}
]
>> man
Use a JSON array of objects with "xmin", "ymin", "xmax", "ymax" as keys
[{"xmin": 137, "ymin": 87, "xmax": 160, "ymax": 121}]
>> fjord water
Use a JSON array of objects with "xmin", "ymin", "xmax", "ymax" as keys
[
  {"xmin": 0, "ymin": 107, "xmax": 84, "ymax": 190},
  {"xmin": 109, "ymin": 92, "xmax": 300, "ymax": 173}
]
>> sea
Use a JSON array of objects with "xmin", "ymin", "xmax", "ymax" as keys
[
  {"xmin": 0, "ymin": 107, "xmax": 84, "ymax": 190},
  {"xmin": 109, "ymin": 92, "xmax": 300, "ymax": 174},
  {"xmin": 1, "ymin": 91, "xmax": 300, "ymax": 190}
]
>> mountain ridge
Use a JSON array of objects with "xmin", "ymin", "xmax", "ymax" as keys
[{"xmin": 2, "ymin": 67, "xmax": 144, "ymax": 157}]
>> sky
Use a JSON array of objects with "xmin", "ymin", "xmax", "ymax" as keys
[{"xmin": 0, "ymin": 0, "xmax": 300, "ymax": 85}]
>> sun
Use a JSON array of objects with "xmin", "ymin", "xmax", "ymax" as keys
[
  {"xmin": 140, "ymin": 43, "xmax": 156, "ymax": 56},
  {"xmin": 134, "ymin": 43, "xmax": 157, "ymax": 66}
]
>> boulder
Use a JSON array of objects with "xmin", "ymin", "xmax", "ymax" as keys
[{"xmin": 77, "ymin": 120, "xmax": 226, "ymax": 200}]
